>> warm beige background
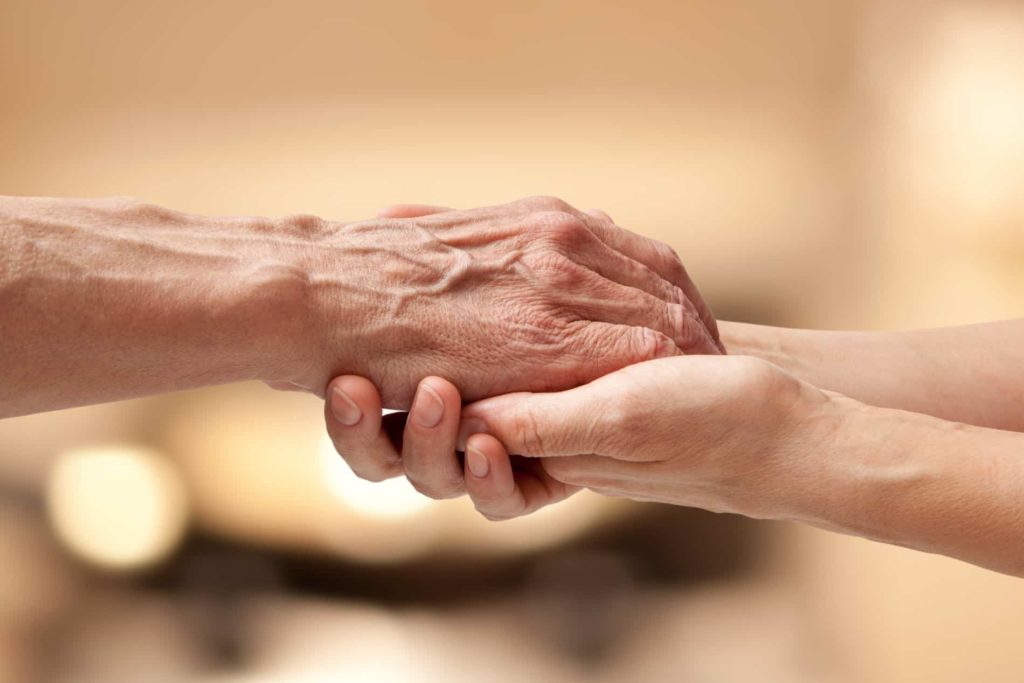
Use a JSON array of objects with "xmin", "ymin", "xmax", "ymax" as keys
[{"xmin": 2, "ymin": 1, "xmax": 1024, "ymax": 682}]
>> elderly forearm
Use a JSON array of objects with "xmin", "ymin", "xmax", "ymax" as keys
[
  {"xmin": 765, "ymin": 398, "xmax": 1024, "ymax": 576},
  {"xmin": 0, "ymin": 196, "xmax": 314, "ymax": 417},
  {"xmin": 720, "ymin": 320, "xmax": 1024, "ymax": 431}
]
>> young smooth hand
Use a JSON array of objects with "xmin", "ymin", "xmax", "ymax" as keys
[{"xmin": 323, "ymin": 355, "xmax": 830, "ymax": 515}]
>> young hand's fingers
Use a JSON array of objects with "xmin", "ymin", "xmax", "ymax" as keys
[
  {"xmin": 376, "ymin": 204, "xmax": 454, "ymax": 219},
  {"xmin": 324, "ymin": 376, "xmax": 402, "ymax": 482},
  {"xmin": 464, "ymin": 434, "xmax": 580, "ymax": 521},
  {"xmin": 401, "ymin": 377, "xmax": 466, "ymax": 499}
]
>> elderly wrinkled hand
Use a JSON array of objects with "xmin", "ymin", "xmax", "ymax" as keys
[{"xmin": 302, "ymin": 196, "xmax": 720, "ymax": 410}]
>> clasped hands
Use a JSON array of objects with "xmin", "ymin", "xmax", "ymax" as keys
[
  {"xmin": 7, "ymin": 193, "xmax": 1017, "ymax": 573},
  {"xmin": 311, "ymin": 197, "xmax": 831, "ymax": 522}
]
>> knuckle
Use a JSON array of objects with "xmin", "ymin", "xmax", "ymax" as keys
[
  {"xmin": 279, "ymin": 213, "xmax": 326, "ymax": 236},
  {"xmin": 500, "ymin": 300, "xmax": 570, "ymax": 356},
  {"xmin": 523, "ymin": 249, "xmax": 585, "ymax": 291},
  {"xmin": 674, "ymin": 304, "xmax": 706, "ymax": 349},
  {"xmin": 523, "ymin": 247, "xmax": 566, "ymax": 273},
  {"xmin": 534, "ymin": 211, "xmax": 588, "ymax": 249},
  {"xmin": 654, "ymin": 239, "xmax": 682, "ymax": 265},
  {"xmin": 546, "ymin": 260, "xmax": 588, "ymax": 291},
  {"xmin": 510, "ymin": 406, "xmax": 549, "ymax": 456},
  {"xmin": 664, "ymin": 241, "xmax": 682, "ymax": 261},
  {"xmin": 654, "ymin": 240, "xmax": 688, "ymax": 278},
  {"xmin": 621, "ymin": 326, "xmax": 667, "ymax": 361},
  {"xmin": 517, "ymin": 318, "xmax": 571, "ymax": 356},
  {"xmin": 525, "ymin": 195, "xmax": 572, "ymax": 212},
  {"xmin": 124, "ymin": 199, "xmax": 176, "ymax": 222}
]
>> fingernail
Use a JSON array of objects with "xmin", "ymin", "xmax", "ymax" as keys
[
  {"xmin": 412, "ymin": 382, "xmax": 444, "ymax": 428},
  {"xmin": 457, "ymin": 417, "xmax": 488, "ymax": 449},
  {"xmin": 330, "ymin": 386, "xmax": 362, "ymax": 426},
  {"xmin": 466, "ymin": 446, "xmax": 490, "ymax": 478}
]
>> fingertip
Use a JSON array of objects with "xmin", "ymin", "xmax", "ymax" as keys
[
  {"xmin": 465, "ymin": 434, "xmax": 516, "ymax": 501},
  {"xmin": 465, "ymin": 444, "xmax": 491, "ymax": 480},
  {"xmin": 402, "ymin": 376, "xmax": 466, "ymax": 500},
  {"xmin": 323, "ymin": 376, "xmax": 401, "ymax": 483},
  {"xmin": 327, "ymin": 376, "xmax": 381, "ymax": 428},
  {"xmin": 467, "ymin": 433, "xmax": 508, "ymax": 463},
  {"xmin": 419, "ymin": 376, "xmax": 461, "ymax": 410}
]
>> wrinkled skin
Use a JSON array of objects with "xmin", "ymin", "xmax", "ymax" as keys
[{"xmin": 288, "ymin": 196, "xmax": 720, "ymax": 407}]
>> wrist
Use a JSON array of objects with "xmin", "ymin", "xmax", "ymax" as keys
[
  {"xmin": 230, "ymin": 212, "xmax": 341, "ymax": 389},
  {"xmin": 760, "ymin": 393, "xmax": 931, "ymax": 541},
  {"xmin": 91, "ymin": 200, "xmax": 321, "ymax": 390},
  {"xmin": 703, "ymin": 358, "xmax": 838, "ymax": 520}
]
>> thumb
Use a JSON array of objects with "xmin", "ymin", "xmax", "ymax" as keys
[{"xmin": 459, "ymin": 388, "xmax": 605, "ymax": 458}]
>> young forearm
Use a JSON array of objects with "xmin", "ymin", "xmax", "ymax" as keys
[
  {"xmin": 767, "ymin": 399, "xmax": 1024, "ymax": 576},
  {"xmin": 720, "ymin": 320, "xmax": 1024, "ymax": 431},
  {"xmin": 0, "ymin": 196, "xmax": 313, "ymax": 417}
]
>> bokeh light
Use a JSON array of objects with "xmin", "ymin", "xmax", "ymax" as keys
[
  {"xmin": 318, "ymin": 433, "xmax": 436, "ymax": 521},
  {"xmin": 46, "ymin": 445, "xmax": 189, "ymax": 571}
]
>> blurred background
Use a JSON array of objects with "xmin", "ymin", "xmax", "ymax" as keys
[{"xmin": 2, "ymin": 0, "xmax": 1024, "ymax": 680}]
